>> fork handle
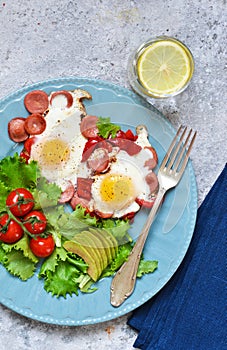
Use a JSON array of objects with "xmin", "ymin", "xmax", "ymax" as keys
[{"xmin": 110, "ymin": 187, "xmax": 166, "ymax": 307}]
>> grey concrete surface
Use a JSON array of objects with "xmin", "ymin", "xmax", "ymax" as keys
[{"xmin": 0, "ymin": 1, "xmax": 226, "ymax": 349}]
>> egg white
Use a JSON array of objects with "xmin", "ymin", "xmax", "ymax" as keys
[
  {"xmin": 29, "ymin": 91, "xmax": 87, "ymax": 191},
  {"xmin": 89, "ymin": 149, "xmax": 154, "ymax": 218}
]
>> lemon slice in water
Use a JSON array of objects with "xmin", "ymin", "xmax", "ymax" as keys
[{"xmin": 137, "ymin": 39, "xmax": 194, "ymax": 97}]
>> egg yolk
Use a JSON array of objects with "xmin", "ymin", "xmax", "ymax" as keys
[
  {"xmin": 39, "ymin": 139, "xmax": 70, "ymax": 168},
  {"xmin": 99, "ymin": 174, "xmax": 135, "ymax": 210}
]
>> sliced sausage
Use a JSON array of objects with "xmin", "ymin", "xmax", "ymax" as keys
[
  {"xmin": 135, "ymin": 195, "xmax": 156, "ymax": 208},
  {"xmin": 70, "ymin": 191, "xmax": 91, "ymax": 210},
  {"xmin": 94, "ymin": 210, "xmax": 113, "ymax": 219},
  {"xmin": 8, "ymin": 117, "xmax": 29, "ymax": 142},
  {"xmin": 58, "ymin": 181, "xmax": 75, "ymax": 204},
  {"xmin": 145, "ymin": 172, "xmax": 159, "ymax": 193},
  {"xmin": 77, "ymin": 178, "xmax": 93, "ymax": 200},
  {"xmin": 144, "ymin": 157, "xmax": 157, "ymax": 170},
  {"xmin": 82, "ymin": 137, "xmax": 101, "ymax": 162},
  {"xmin": 82, "ymin": 137, "xmax": 112, "ymax": 162},
  {"xmin": 50, "ymin": 90, "xmax": 73, "ymax": 109},
  {"xmin": 87, "ymin": 148, "xmax": 110, "ymax": 173},
  {"xmin": 80, "ymin": 115, "xmax": 99, "ymax": 139},
  {"xmin": 109, "ymin": 138, "xmax": 142, "ymax": 156},
  {"xmin": 144, "ymin": 146, "xmax": 158, "ymax": 165},
  {"xmin": 24, "ymin": 114, "xmax": 46, "ymax": 135},
  {"xmin": 24, "ymin": 90, "xmax": 49, "ymax": 114}
]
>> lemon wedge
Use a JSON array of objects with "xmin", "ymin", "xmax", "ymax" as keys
[{"xmin": 137, "ymin": 39, "xmax": 194, "ymax": 97}]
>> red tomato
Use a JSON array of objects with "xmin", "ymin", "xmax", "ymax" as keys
[
  {"xmin": 24, "ymin": 137, "xmax": 37, "ymax": 154},
  {"xmin": 23, "ymin": 210, "xmax": 47, "ymax": 235},
  {"xmin": 115, "ymin": 130, "xmax": 126, "ymax": 139},
  {"xmin": 0, "ymin": 214, "xmax": 24, "ymax": 243},
  {"xmin": 20, "ymin": 150, "xmax": 30, "ymax": 163},
  {"xmin": 6, "ymin": 188, "xmax": 34, "ymax": 217},
  {"xmin": 82, "ymin": 136, "xmax": 104, "ymax": 162},
  {"xmin": 29, "ymin": 235, "xmax": 55, "ymax": 258}
]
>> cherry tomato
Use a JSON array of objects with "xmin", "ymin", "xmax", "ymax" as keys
[
  {"xmin": 24, "ymin": 137, "xmax": 37, "ymax": 154},
  {"xmin": 20, "ymin": 150, "xmax": 30, "ymax": 163},
  {"xmin": 82, "ymin": 136, "xmax": 104, "ymax": 162},
  {"xmin": 0, "ymin": 214, "xmax": 23, "ymax": 243},
  {"xmin": 6, "ymin": 188, "xmax": 34, "ymax": 217},
  {"xmin": 115, "ymin": 130, "xmax": 126, "ymax": 139},
  {"xmin": 29, "ymin": 235, "xmax": 55, "ymax": 258},
  {"xmin": 125, "ymin": 129, "xmax": 137, "ymax": 141},
  {"xmin": 23, "ymin": 210, "xmax": 47, "ymax": 235}
]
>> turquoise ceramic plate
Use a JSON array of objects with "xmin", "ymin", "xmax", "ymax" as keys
[{"xmin": 0, "ymin": 77, "xmax": 197, "ymax": 325}]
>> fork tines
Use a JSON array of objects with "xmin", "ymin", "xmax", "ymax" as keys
[{"xmin": 162, "ymin": 125, "xmax": 197, "ymax": 175}]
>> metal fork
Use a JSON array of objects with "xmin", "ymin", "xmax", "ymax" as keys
[{"xmin": 110, "ymin": 125, "xmax": 197, "ymax": 307}]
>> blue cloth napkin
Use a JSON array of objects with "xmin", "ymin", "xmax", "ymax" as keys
[{"xmin": 128, "ymin": 164, "xmax": 227, "ymax": 350}]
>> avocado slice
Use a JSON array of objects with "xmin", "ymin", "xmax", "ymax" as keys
[
  {"xmin": 89, "ymin": 228, "xmax": 114, "ymax": 263},
  {"xmin": 73, "ymin": 230, "xmax": 105, "ymax": 271},
  {"xmin": 72, "ymin": 232, "xmax": 103, "ymax": 276},
  {"xmin": 97, "ymin": 228, "xmax": 118, "ymax": 254},
  {"xmin": 63, "ymin": 227, "xmax": 119, "ymax": 282},
  {"xmin": 89, "ymin": 228, "xmax": 112, "ymax": 268},
  {"xmin": 84, "ymin": 230, "xmax": 108, "ymax": 269},
  {"xmin": 90, "ymin": 228, "xmax": 118, "ymax": 261},
  {"xmin": 63, "ymin": 240, "xmax": 100, "ymax": 281}
]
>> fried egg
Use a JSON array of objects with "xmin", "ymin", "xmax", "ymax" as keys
[
  {"xmin": 29, "ymin": 89, "xmax": 158, "ymax": 218},
  {"xmin": 84, "ymin": 147, "xmax": 157, "ymax": 218},
  {"xmin": 29, "ymin": 90, "xmax": 89, "ymax": 190}
]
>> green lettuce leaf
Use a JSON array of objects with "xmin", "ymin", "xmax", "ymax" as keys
[
  {"xmin": 39, "ymin": 246, "xmax": 68, "ymax": 278},
  {"xmin": 3, "ymin": 250, "xmax": 36, "ymax": 280},
  {"xmin": 0, "ymin": 154, "xmax": 39, "ymax": 190},
  {"xmin": 101, "ymin": 242, "xmax": 132, "ymax": 278},
  {"xmin": 33, "ymin": 177, "xmax": 62, "ymax": 210},
  {"xmin": 42, "ymin": 260, "xmax": 81, "ymax": 298},
  {"xmin": 74, "ymin": 275, "xmax": 97, "ymax": 293},
  {"xmin": 0, "ymin": 181, "xmax": 10, "ymax": 212},
  {"xmin": 137, "ymin": 260, "xmax": 158, "ymax": 277},
  {"xmin": 45, "ymin": 205, "xmax": 97, "ymax": 241},
  {"xmin": 1, "ymin": 235, "xmax": 38, "ymax": 263},
  {"xmin": 97, "ymin": 117, "xmax": 121, "ymax": 138},
  {"xmin": 0, "ymin": 244, "xmax": 7, "ymax": 263},
  {"xmin": 101, "ymin": 218, "xmax": 132, "ymax": 244}
]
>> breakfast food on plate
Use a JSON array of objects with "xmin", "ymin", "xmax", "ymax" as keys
[
  {"xmin": 8, "ymin": 88, "xmax": 159, "ymax": 220},
  {"xmin": 1, "ymin": 87, "xmax": 158, "ymax": 297}
]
